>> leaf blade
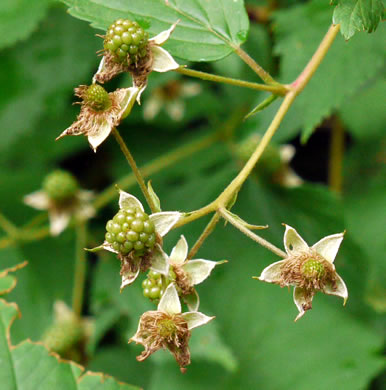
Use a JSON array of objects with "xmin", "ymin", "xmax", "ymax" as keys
[{"xmin": 61, "ymin": 0, "xmax": 249, "ymax": 61}]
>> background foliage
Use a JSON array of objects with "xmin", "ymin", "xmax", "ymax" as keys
[{"xmin": 0, "ymin": 0, "xmax": 384, "ymax": 389}]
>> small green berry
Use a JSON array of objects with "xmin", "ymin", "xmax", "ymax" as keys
[
  {"xmin": 110, "ymin": 223, "xmax": 121, "ymax": 235},
  {"xmin": 145, "ymin": 234, "xmax": 156, "ymax": 248},
  {"xmin": 131, "ymin": 220, "xmax": 144, "ymax": 233},
  {"xmin": 143, "ymin": 220, "xmax": 155, "ymax": 234},
  {"xmin": 105, "ymin": 207, "xmax": 156, "ymax": 256},
  {"xmin": 104, "ymin": 19, "xmax": 149, "ymax": 65},
  {"xmin": 113, "ymin": 212, "xmax": 126, "ymax": 224},
  {"xmin": 126, "ymin": 230, "xmax": 139, "ymax": 242},
  {"xmin": 139, "ymin": 232, "xmax": 149, "ymax": 243},
  {"xmin": 116, "ymin": 232, "xmax": 126, "ymax": 243},
  {"xmin": 84, "ymin": 84, "xmax": 112, "ymax": 112},
  {"xmin": 43, "ymin": 170, "xmax": 78, "ymax": 204},
  {"xmin": 134, "ymin": 241, "xmax": 144, "ymax": 251},
  {"xmin": 105, "ymin": 232, "xmax": 115, "ymax": 243},
  {"xmin": 143, "ymin": 288, "xmax": 150, "ymax": 297},
  {"xmin": 149, "ymin": 270, "xmax": 161, "ymax": 279}
]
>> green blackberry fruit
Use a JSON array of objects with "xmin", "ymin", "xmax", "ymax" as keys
[
  {"xmin": 43, "ymin": 170, "xmax": 78, "ymax": 204},
  {"xmin": 84, "ymin": 84, "xmax": 111, "ymax": 112},
  {"xmin": 236, "ymin": 135, "xmax": 282, "ymax": 176},
  {"xmin": 142, "ymin": 268, "xmax": 177, "ymax": 301},
  {"xmin": 42, "ymin": 320, "xmax": 83, "ymax": 355},
  {"xmin": 104, "ymin": 19, "xmax": 149, "ymax": 65},
  {"xmin": 105, "ymin": 207, "xmax": 156, "ymax": 256}
]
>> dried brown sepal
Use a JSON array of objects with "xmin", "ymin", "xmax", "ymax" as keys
[
  {"xmin": 94, "ymin": 52, "xmax": 130, "ymax": 84},
  {"xmin": 132, "ymin": 311, "xmax": 191, "ymax": 371},
  {"xmin": 95, "ymin": 46, "xmax": 153, "ymax": 88},
  {"xmin": 56, "ymin": 86, "xmax": 122, "ymax": 140},
  {"xmin": 129, "ymin": 45, "xmax": 153, "ymax": 90},
  {"xmin": 119, "ymin": 233, "xmax": 163, "ymax": 276},
  {"xmin": 118, "ymin": 250, "xmax": 153, "ymax": 277},
  {"xmin": 173, "ymin": 265, "xmax": 194, "ymax": 296}
]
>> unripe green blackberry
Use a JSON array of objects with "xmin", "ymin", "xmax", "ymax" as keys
[
  {"xmin": 302, "ymin": 258, "xmax": 325, "ymax": 279},
  {"xmin": 43, "ymin": 170, "xmax": 78, "ymax": 203},
  {"xmin": 84, "ymin": 84, "xmax": 111, "ymax": 112},
  {"xmin": 236, "ymin": 135, "xmax": 282, "ymax": 176},
  {"xmin": 105, "ymin": 207, "xmax": 156, "ymax": 256},
  {"xmin": 104, "ymin": 19, "xmax": 149, "ymax": 65},
  {"xmin": 42, "ymin": 319, "xmax": 83, "ymax": 355},
  {"xmin": 142, "ymin": 268, "xmax": 177, "ymax": 301}
]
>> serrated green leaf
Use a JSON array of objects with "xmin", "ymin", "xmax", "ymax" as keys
[
  {"xmin": 339, "ymin": 77, "xmax": 386, "ymax": 139},
  {"xmin": 251, "ymin": 0, "xmax": 385, "ymax": 143},
  {"xmin": 0, "ymin": 262, "xmax": 27, "ymax": 296},
  {"xmin": 333, "ymin": 0, "xmax": 384, "ymax": 40},
  {"xmin": 344, "ymin": 140, "xmax": 386, "ymax": 313},
  {"xmin": 61, "ymin": 0, "xmax": 249, "ymax": 62},
  {"xmin": 0, "ymin": 300, "xmax": 139, "ymax": 390},
  {"xmin": 0, "ymin": 0, "xmax": 52, "ymax": 49}
]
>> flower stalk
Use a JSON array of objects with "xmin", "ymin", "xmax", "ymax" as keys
[
  {"xmin": 112, "ymin": 128, "xmax": 158, "ymax": 214},
  {"xmin": 174, "ymin": 67, "xmax": 288, "ymax": 95},
  {"xmin": 187, "ymin": 212, "xmax": 221, "ymax": 260},
  {"xmin": 219, "ymin": 208, "xmax": 287, "ymax": 258}
]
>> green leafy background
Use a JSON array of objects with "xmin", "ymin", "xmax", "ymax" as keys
[{"xmin": 0, "ymin": 0, "xmax": 384, "ymax": 389}]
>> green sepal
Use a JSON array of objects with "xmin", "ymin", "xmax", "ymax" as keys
[
  {"xmin": 147, "ymin": 180, "xmax": 162, "ymax": 212},
  {"xmin": 244, "ymin": 94, "xmax": 279, "ymax": 120}
]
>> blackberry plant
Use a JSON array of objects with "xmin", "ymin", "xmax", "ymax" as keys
[{"xmin": 2, "ymin": 0, "xmax": 384, "ymax": 386}]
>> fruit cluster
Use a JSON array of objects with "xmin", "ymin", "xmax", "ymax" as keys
[
  {"xmin": 104, "ymin": 19, "xmax": 149, "ymax": 65},
  {"xmin": 142, "ymin": 269, "xmax": 177, "ymax": 300},
  {"xmin": 105, "ymin": 208, "xmax": 156, "ymax": 256},
  {"xmin": 43, "ymin": 170, "xmax": 78, "ymax": 204},
  {"xmin": 42, "ymin": 319, "xmax": 83, "ymax": 355}
]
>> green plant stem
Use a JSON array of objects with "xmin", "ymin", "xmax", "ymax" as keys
[
  {"xmin": 0, "ymin": 226, "xmax": 50, "ymax": 249},
  {"xmin": 218, "ymin": 92, "xmax": 297, "ymax": 206},
  {"xmin": 216, "ymin": 24, "xmax": 341, "ymax": 208},
  {"xmin": 291, "ymin": 24, "xmax": 341, "ymax": 94},
  {"xmin": 112, "ymin": 128, "xmax": 157, "ymax": 213},
  {"xmin": 187, "ymin": 212, "xmax": 221, "ymax": 260},
  {"xmin": 72, "ymin": 222, "xmax": 88, "ymax": 317},
  {"xmin": 233, "ymin": 46, "xmax": 278, "ymax": 85},
  {"xmin": 219, "ymin": 208, "xmax": 286, "ymax": 258},
  {"xmin": 0, "ymin": 212, "xmax": 18, "ymax": 236},
  {"xmin": 0, "ymin": 25, "xmax": 341, "ymax": 253},
  {"xmin": 0, "ymin": 130, "xmax": 222, "ymax": 249},
  {"xmin": 22, "ymin": 213, "xmax": 48, "ymax": 229},
  {"xmin": 328, "ymin": 116, "xmax": 344, "ymax": 194},
  {"xmin": 95, "ymin": 129, "xmax": 221, "ymax": 210},
  {"xmin": 175, "ymin": 67, "xmax": 288, "ymax": 95},
  {"xmin": 176, "ymin": 24, "xmax": 341, "ymax": 246}
]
